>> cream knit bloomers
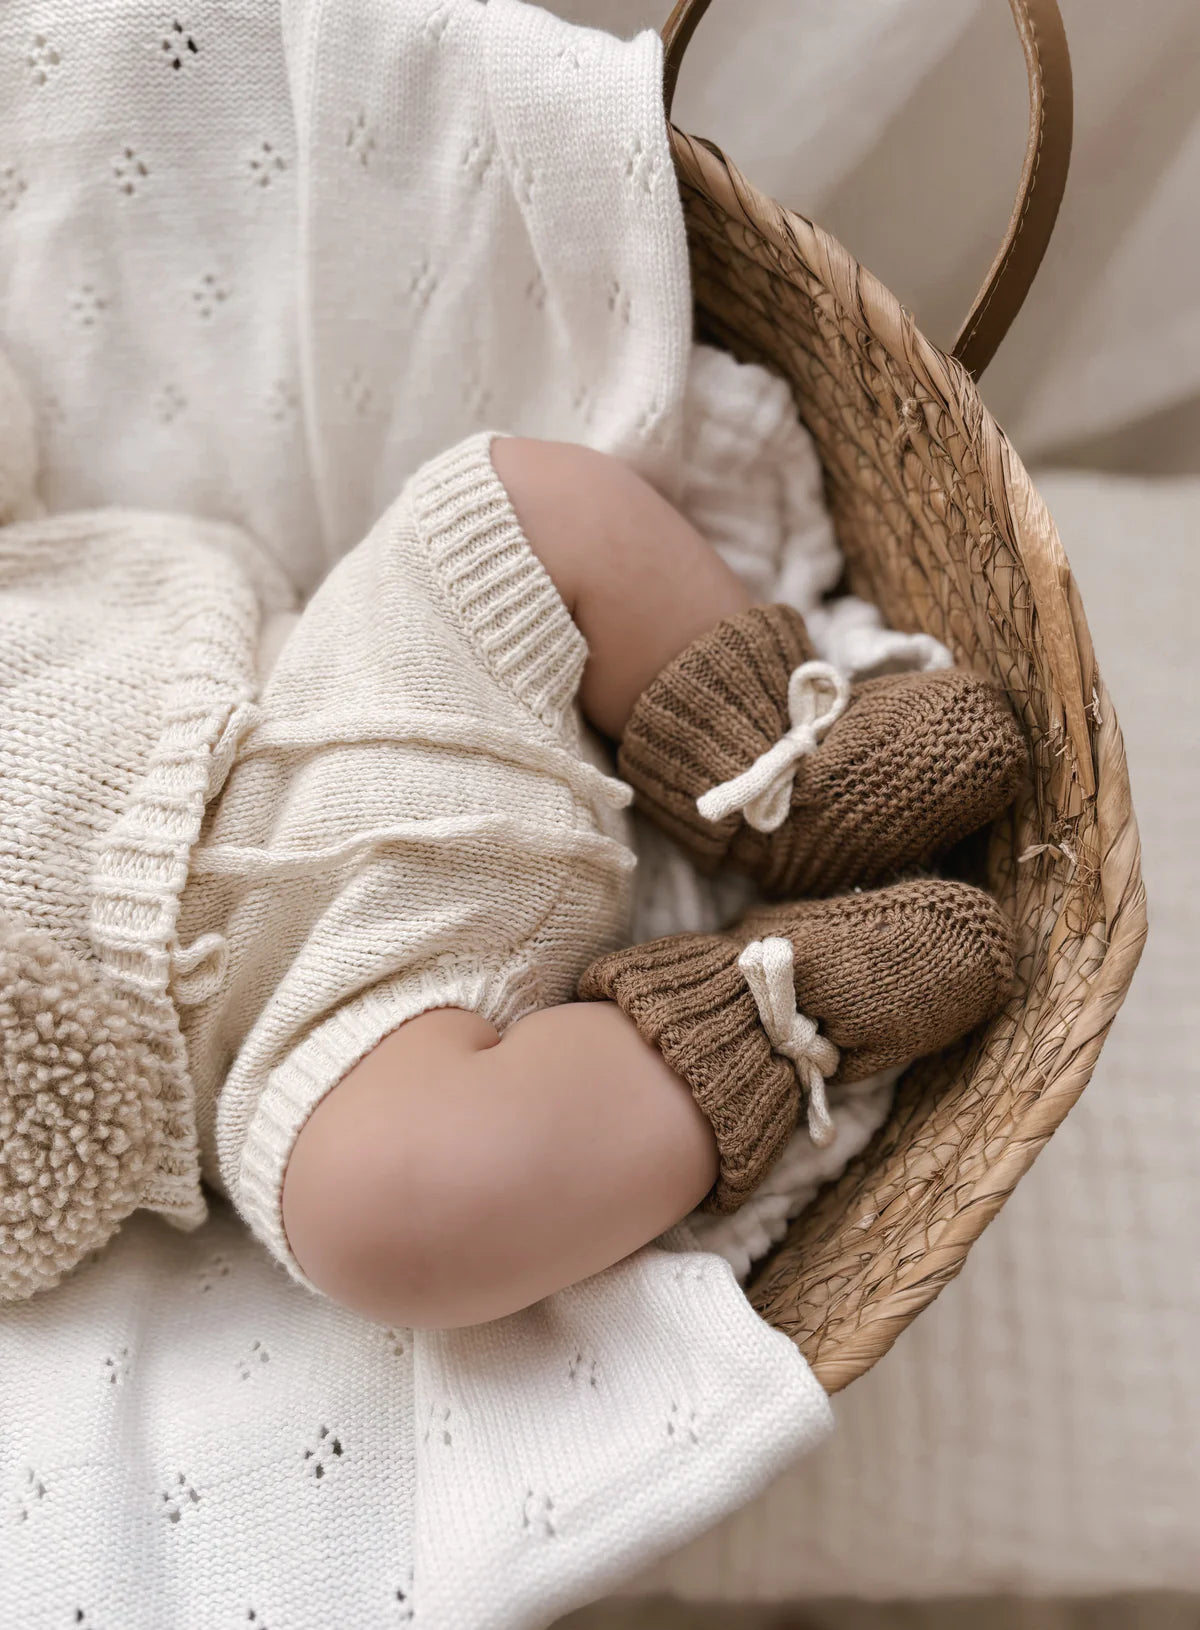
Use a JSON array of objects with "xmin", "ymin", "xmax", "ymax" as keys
[
  {"xmin": 0, "ymin": 429, "xmax": 636, "ymax": 1298},
  {"xmin": 175, "ymin": 433, "xmax": 636, "ymax": 1288}
]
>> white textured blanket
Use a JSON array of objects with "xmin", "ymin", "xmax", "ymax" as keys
[{"xmin": 0, "ymin": 3, "xmax": 945, "ymax": 1625}]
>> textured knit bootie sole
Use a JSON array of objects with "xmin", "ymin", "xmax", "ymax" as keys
[
  {"xmin": 578, "ymin": 878, "xmax": 1015, "ymax": 1213},
  {"xmin": 618, "ymin": 603, "xmax": 1027, "ymax": 897}
]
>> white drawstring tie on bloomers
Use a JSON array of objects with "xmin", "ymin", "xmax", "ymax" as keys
[
  {"xmin": 696, "ymin": 660, "xmax": 850, "ymax": 832},
  {"xmin": 738, "ymin": 936, "xmax": 840, "ymax": 1148}
]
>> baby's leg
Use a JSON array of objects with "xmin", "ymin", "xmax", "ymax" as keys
[
  {"xmin": 280, "ymin": 1004, "xmax": 718, "ymax": 1329},
  {"xmin": 490, "ymin": 436, "xmax": 752, "ymax": 739},
  {"xmin": 279, "ymin": 443, "xmax": 742, "ymax": 1328}
]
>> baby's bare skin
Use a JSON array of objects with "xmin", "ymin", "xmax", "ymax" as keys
[
  {"xmin": 281, "ymin": 1004, "xmax": 719, "ymax": 1329},
  {"xmin": 280, "ymin": 437, "xmax": 752, "ymax": 1329}
]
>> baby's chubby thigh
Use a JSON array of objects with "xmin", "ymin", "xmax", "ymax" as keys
[
  {"xmin": 281, "ymin": 1004, "xmax": 520, "ymax": 1328},
  {"xmin": 280, "ymin": 991, "xmax": 642, "ymax": 1324},
  {"xmin": 280, "ymin": 992, "xmax": 719, "ymax": 1332}
]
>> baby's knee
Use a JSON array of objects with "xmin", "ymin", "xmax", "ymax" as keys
[{"xmin": 279, "ymin": 1025, "xmax": 506, "ymax": 1329}]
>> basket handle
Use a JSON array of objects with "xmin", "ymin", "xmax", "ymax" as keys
[{"xmin": 662, "ymin": 0, "xmax": 1073, "ymax": 381}]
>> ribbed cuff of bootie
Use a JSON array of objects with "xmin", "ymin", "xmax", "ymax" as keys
[
  {"xmin": 577, "ymin": 932, "xmax": 800, "ymax": 1214},
  {"xmin": 617, "ymin": 603, "xmax": 818, "ymax": 875},
  {"xmin": 578, "ymin": 879, "xmax": 1017, "ymax": 1217}
]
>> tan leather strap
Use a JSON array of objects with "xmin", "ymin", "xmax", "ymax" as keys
[{"xmin": 662, "ymin": 0, "xmax": 1073, "ymax": 382}]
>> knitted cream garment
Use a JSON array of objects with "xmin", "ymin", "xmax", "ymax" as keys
[
  {"xmin": 0, "ymin": 503, "xmax": 292, "ymax": 1235},
  {"xmin": 0, "ymin": 427, "xmax": 638, "ymax": 1299},
  {"xmin": 182, "ymin": 432, "xmax": 638, "ymax": 1286}
]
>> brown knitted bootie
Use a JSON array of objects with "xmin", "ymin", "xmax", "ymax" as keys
[
  {"xmin": 578, "ymin": 878, "xmax": 1015, "ymax": 1213},
  {"xmin": 618, "ymin": 603, "xmax": 1026, "ymax": 897}
]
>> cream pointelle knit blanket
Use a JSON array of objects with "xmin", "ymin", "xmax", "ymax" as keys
[{"xmin": 0, "ymin": 4, "xmax": 948, "ymax": 1625}]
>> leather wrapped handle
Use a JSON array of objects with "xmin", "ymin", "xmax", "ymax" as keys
[{"xmin": 662, "ymin": 0, "xmax": 1073, "ymax": 381}]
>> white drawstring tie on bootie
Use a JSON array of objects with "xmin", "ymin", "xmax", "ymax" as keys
[
  {"xmin": 738, "ymin": 936, "xmax": 840, "ymax": 1148},
  {"xmin": 696, "ymin": 660, "xmax": 850, "ymax": 832}
]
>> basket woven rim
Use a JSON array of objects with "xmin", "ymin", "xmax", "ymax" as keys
[{"xmin": 669, "ymin": 125, "xmax": 1149, "ymax": 1391}]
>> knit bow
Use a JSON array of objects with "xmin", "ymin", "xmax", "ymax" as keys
[
  {"xmin": 738, "ymin": 936, "xmax": 840, "ymax": 1148},
  {"xmin": 696, "ymin": 660, "xmax": 850, "ymax": 833}
]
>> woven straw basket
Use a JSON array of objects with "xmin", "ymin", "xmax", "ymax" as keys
[{"xmin": 662, "ymin": 0, "xmax": 1147, "ymax": 1394}]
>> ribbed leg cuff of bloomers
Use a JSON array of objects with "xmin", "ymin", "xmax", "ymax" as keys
[
  {"xmin": 409, "ymin": 430, "xmax": 589, "ymax": 736},
  {"xmin": 616, "ymin": 603, "xmax": 816, "ymax": 874},
  {"xmin": 577, "ymin": 933, "xmax": 799, "ymax": 1214}
]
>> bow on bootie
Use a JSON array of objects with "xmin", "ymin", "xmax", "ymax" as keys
[
  {"xmin": 696, "ymin": 660, "xmax": 850, "ymax": 832},
  {"xmin": 737, "ymin": 935, "xmax": 840, "ymax": 1147}
]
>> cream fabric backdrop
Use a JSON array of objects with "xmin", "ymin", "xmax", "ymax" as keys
[{"xmin": 554, "ymin": 0, "xmax": 1200, "ymax": 474}]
